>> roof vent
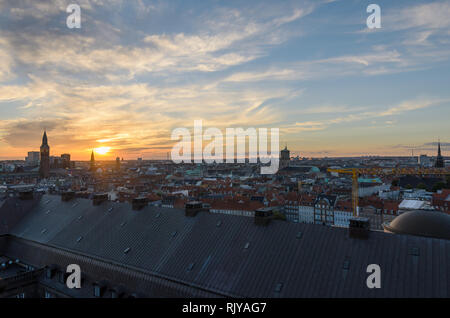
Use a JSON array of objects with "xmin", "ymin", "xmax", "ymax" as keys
[
  {"xmin": 409, "ymin": 247, "xmax": 420, "ymax": 256},
  {"xmin": 132, "ymin": 197, "xmax": 148, "ymax": 211},
  {"xmin": 343, "ymin": 260, "xmax": 350, "ymax": 270},
  {"xmin": 349, "ymin": 217, "xmax": 370, "ymax": 239},
  {"xmin": 185, "ymin": 201, "xmax": 203, "ymax": 217},
  {"xmin": 61, "ymin": 191, "xmax": 75, "ymax": 202},
  {"xmin": 274, "ymin": 283, "xmax": 283, "ymax": 293},
  {"xmin": 254, "ymin": 207, "xmax": 274, "ymax": 226},
  {"xmin": 93, "ymin": 193, "xmax": 108, "ymax": 206}
]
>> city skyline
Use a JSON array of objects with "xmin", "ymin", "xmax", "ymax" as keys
[
  {"xmin": 0, "ymin": 129, "xmax": 448, "ymax": 161},
  {"xmin": 1, "ymin": 0, "xmax": 450, "ymax": 160}
]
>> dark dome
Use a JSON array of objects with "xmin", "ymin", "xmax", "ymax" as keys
[{"xmin": 384, "ymin": 210, "xmax": 450, "ymax": 240}]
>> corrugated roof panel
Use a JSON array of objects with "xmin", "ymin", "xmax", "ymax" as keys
[{"xmin": 5, "ymin": 194, "xmax": 450, "ymax": 298}]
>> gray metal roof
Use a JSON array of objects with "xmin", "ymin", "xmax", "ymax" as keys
[
  {"xmin": 6, "ymin": 194, "xmax": 450, "ymax": 297},
  {"xmin": 384, "ymin": 210, "xmax": 450, "ymax": 240}
]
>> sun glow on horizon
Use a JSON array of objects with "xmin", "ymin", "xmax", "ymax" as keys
[{"xmin": 95, "ymin": 146, "xmax": 111, "ymax": 155}]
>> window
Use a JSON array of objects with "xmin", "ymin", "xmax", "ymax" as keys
[
  {"xmin": 44, "ymin": 291, "xmax": 53, "ymax": 298},
  {"xmin": 58, "ymin": 271, "xmax": 65, "ymax": 284},
  {"xmin": 94, "ymin": 285, "xmax": 101, "ymax": 297},
  {"xmin": 16, "ymin": 293, "xmax": 25, "ymax": 298}
]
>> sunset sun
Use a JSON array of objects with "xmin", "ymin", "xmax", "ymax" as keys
[{"xmin": 95, "ymin": 146, "xmax": 111, "ymax": 155}]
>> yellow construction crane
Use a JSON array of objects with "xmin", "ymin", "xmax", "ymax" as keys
[{"xmin": 327, "ymin": 167, "xmax": 450, "ymax": 217}]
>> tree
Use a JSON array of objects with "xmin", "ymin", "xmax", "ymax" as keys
[
  {"xmin": 416, "ymin": 183, "xmax": 427, "ymax": 190},
  {"xmin": 405, "ymin": 184, "xmax": 413, "ymax": 189},
  {"xmin": 432, "ymin": 182, "xmax": 446, "ymax": 192},
  {"xmin": 273, "ymin": 211, "xmax": 286, "ymax": 221},
  {"xmin": 391, "ymin": 179, "xmax": 399, "ymax": 187}
]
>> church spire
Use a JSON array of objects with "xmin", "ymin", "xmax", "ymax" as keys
[
  {"xmin": 39, "ymin": 130, "xmax": 50, "ymax": 178},
  {"xmin": 42, "ymin": 130, "xmax": 48, "ymax": 146},
  {"xmin": 90, "ymin": 150, "xmax": 95, "ymax": 171},
  {"xmin": 435, "ymin": 139, "xmax": 444, "ymax": 168},
  {"xmin": 438, "ymin": 139, "xmax": 442, "ymax": 157}
]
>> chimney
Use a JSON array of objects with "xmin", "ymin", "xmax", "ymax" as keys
[
  {"xmin": 93, "ymin": 193, "xmax": 108, "ymax": 206},
  {"xmin": 132, "ymin": 197, "xmax": 148, "ymax": 211},
  {"xmin": 61, "ymin": 191, "xmax": 75, "ymax": 202},
  {"xmin": 349, "ymin": 217, "xmax": 370, "ymax": 239},
  {"xmin": 19, "ymin": 190, "xmax": 33, "ymax": 200},
  {"xmin": 254, "ymin": 207, "xmax": 274, "ymax": 226},
  {"xmin": 185, "ymin": 201, "xmax": 203, "ymax": 217}
]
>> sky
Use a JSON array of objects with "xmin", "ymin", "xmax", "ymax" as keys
[{"xmin": 0, "ymin": 0, "xmax": 449, "ymax": 160}]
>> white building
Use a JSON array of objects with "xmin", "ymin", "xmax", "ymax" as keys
[
  {"xmin": 398, "ymin": 199, "xmax": 430, "ymax": 212},
  {"xmin": 298, "ymin": 205, "xmax": 314, "ymax": 224}
]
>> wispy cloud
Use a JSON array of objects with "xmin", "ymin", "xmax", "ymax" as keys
[
  {"xmin": 281, "ymin": 98, "xmax": 449, "ymax": 134},
  {"xmin": 0, "ymin": 0, "xmax": 448, "ymax": 159}
]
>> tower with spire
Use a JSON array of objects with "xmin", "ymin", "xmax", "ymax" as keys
[
  {"xmin": 39, "ymin": 131, "xmax": 50, "ymax": 178},
  {"xmin": 435, "ymin": 140, "xmax": 445, "ymax": 168},
  {"xmin": 90, "ymin": 150, "xmax": 96, "ymax": 171},
  {"xmin": 280, "ymin": 144, "xmax": 290, "ymax": 170},
  {"xmin": 115, "ymin": 156, "xmax": 121, "ymax": 172}
]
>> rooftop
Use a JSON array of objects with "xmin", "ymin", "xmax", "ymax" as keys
[
  {"xmin": 384, "ymin": 210, "xmax": 450, "ymax": 240},
  {"xmin": 1, "ymin": 194, "xmax": 450, "ymax": 297}
]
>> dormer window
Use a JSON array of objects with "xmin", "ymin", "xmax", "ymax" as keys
[
  {"xmin": 46, "ymin": 265, "xmax": 57, "ymax": 279},
  {"xmin": 58, "ymin": 271, "xmax": 66, "ymax": 284},
  {"xmin": 93, "ymin": 281, "xmax": 107, "ymax": 297},
  {"xmin": 94, "ymin": 285, "xmax": 101, "ymax": 297}
]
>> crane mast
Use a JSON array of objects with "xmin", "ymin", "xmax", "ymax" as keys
[{"xmin": 327, "ymin": 167, "xmax": 450, "ymax": 217}]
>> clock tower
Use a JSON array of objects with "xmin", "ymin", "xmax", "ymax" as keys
[{"xmin": 39, "ymin": 131, "xmax": 50, "ymax": 178}]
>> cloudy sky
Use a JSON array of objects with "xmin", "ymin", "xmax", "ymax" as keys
[{"xmin": 0, "ymin": 0, "xmax": 449, "ymax": 160}]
